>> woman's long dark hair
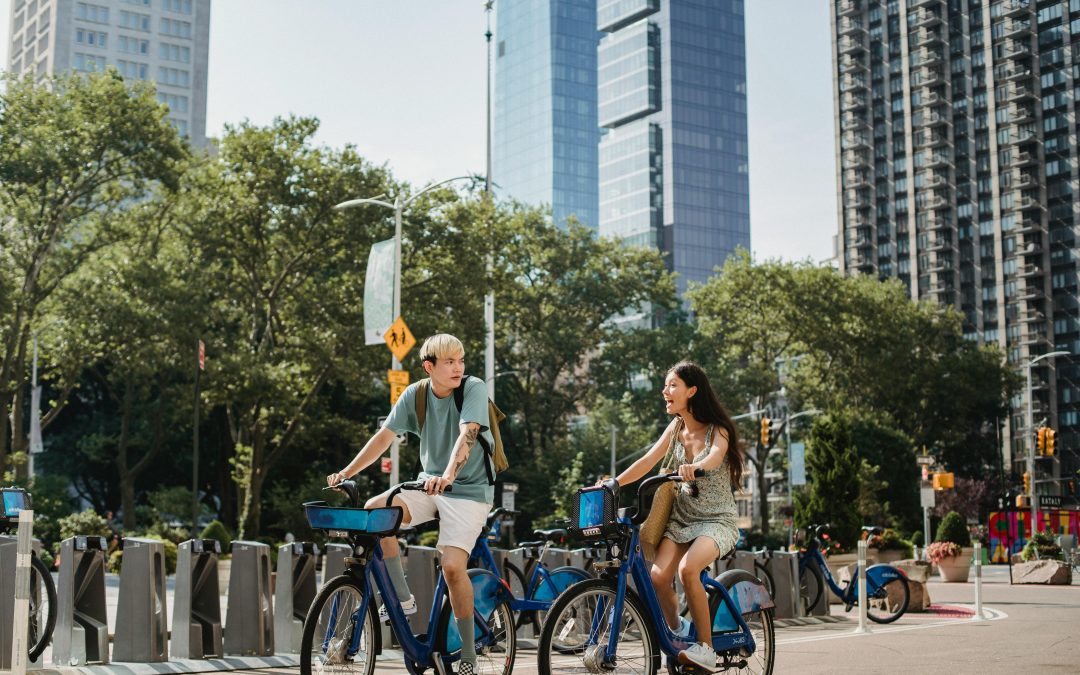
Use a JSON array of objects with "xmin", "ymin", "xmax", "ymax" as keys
[{"xmin": 668, "ymin": 361, "xmax": 743, "ymax": 488}]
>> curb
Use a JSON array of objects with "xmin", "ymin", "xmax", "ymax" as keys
[{"xmin": 32, "ymin": 655, "xmax": 300, "ymax": 675}]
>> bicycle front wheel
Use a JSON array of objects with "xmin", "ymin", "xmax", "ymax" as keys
[
  {"xmin": 28, "ymin": 553, "xmax": 56, "ymax": 662},
  {"xmin": 866, "ymin": 573, "xmax": 909, "ymax": 624},
  {"xmin": 799, "ymin": 563, "xmax": 824, "ymax": 615},
  {"xmin": 538, "ymin": 578, "xmax": 658, "ymax": 675},
  {"xmin": 300, "ymin": 575, "xmax": 376, "ymax": 675}
]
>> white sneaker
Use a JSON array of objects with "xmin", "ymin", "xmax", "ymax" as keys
[
  {"xmin": 378, "ymin": 595, "xmax": 417, "ymax": 623},
  {"xmin": 678, "ymin": 641, "xmax": 717, "ymax": 671},
  {"xmin": 669, "ymin": 616, "xmax": 693, "ymax": 639}
]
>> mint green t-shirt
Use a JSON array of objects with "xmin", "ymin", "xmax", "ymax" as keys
[{"xmin": 383, "ymin": 375, "xmax": 495, "ymax": 504}]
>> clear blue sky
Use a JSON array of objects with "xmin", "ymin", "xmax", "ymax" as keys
[{"xmin": 0, "ymin": 0, "xmax": 836, "ymax": 263}]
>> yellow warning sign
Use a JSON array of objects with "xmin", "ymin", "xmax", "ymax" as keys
[
  {"xmin": 388, "ymin": 369, "xmax": 410, "ymax": 406},
  {"xmin": 384, "ymin": 316, "xmax": 416, "ymax": 363}
]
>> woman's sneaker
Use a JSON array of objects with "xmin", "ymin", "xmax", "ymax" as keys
[
  {"xmin": 378, "ymin": 595, "xmax": 417, "ymax": 623},
  {"xmin": 678, "ymin": 641, "xmax": 717, "ymax": 671}
]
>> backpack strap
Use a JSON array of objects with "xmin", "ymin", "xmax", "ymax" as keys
[
  {"xmin": 452, "ymin": 377, "xmax": 496, "ymax": 486},
  {"xmin": 415, "ymin": 379, "xmax": 430, "ymax": 431}
]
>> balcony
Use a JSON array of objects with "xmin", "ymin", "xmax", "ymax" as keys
[
  {"xmin": 923, "ymin": 171, "xmax": 948, "ymax": 187},
  {"xmin": 838, "ymin": 17, "xmax": 867, "ymax": 37},
  {"xmin": 838, "ymin": 0, "xmax": 861, "ymax": 16},
  {"xmin": 910, "ymin": 8, "xmax": 943, "ymax": 29},
  {"xmin": 926, "ymin": 236, "xmax": 954, "ymax": 252},
  {"xmin": 845, "ymin": 191, "xmax": 872, "ymax": 209},
  {"xmin": 838, "ymin": 35, "xmax": 865, "ymax": 54},
  {"xmin": 1006, "ymin": 83, "xmax": 1035, "ymax": 101},
  {"xmin": 842, "ymin": 130, "xmax": 871, "ymax": 149},
  {"xmin": 1003, "ymin": 66, "xmax": 1034, "ymax": 82},
  {"xmin": 922, "ymin": 109, "xmax": 950, "ymax": 127},
  {"xmin": 842, "ymin": 148, "xmax": 869, "ymax": 169},
  {"xmin": 1019, "ymin": 264, "xmax": 1043, "ymax": 278},
  {"xmin": 841, "ymin": 111, "xmax": 870, "ymax": 130},
  {"xmin": 917, "ymin": 66, "xmax": 944, "ymax": 86},
  {"xmin": 845, "ymin": 210, "xmax": 873, "ymax": 228},
  {"xmin": 1003, "ymin": 0, "xmax": 1032, "ymax": 17},
  {"xmin": 910, "ymin": 27, "xmax": 944, "ymax": 47},
  {"xmin": 841, "ymin": 92, "xmax": 868, "ymax": 109},
  {"xmin": 840, "ymin": 53, "xmax": 869, "ymax": 73},
  {"xmin": 1018, "ymin": 195, "xmax": 1046, "ymax": 211},
  {"xmin": 1015, "ymin": 149, "xmax": 1039, "ymax": 166},
  {"xmin": 911, "ymin": 46, "xmax": 943, "ymax": 65},
  {"xmin": 845, "ymin": 170, "xmax": 870, "ymax": 189},
  {"xmin": 1011, "ymin": 170, "xmax": 1034, "ymax": 187},
  {"xmin": 1006, "ymin": 38, "xmax": 1032, "ymax": 60},
  {"xmin": 1008, "ymin": 104, "xmax": 1034, "ymax": 123},
  {"xmin": 1016, "ymin": 217, "xmax": 1041, "ymax": 234},
  {"xmin": 924, "ymin": 153, "xmax": 953, "ymax": 169},
  {"xmin": 840, "ymin": 73, "xmax": 867, "ymax": 92},
  {"xmin": 909, "ymin": 0, "xmax": 942, "ymax": 8},
  {"xmin": 1003, "ymin": 18, "xmax": 1031, "ymax": 39},
  {"xmin": 915, "ymin": 130, "xmax": 950, "ymax": 148}
]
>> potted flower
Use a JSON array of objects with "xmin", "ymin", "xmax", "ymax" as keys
[
  {"xmin": 932, "ymin": 511, "xmax": 973, "ymax": 582},
  {"xmin": 867, "ymin": 528, "xmax": 914, "ymax": 563}
]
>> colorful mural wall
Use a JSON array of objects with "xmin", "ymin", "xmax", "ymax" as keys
[{"xmin": 988, "ymin": 509, "xmax": 1080, "ymax": 563}]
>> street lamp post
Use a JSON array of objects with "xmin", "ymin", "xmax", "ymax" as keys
[
  {"xmin": 1024, "ymin": 350, "xmax": 1069, "ymax": 527},
  {"xmin": 336, "ymin": 175, "xmax": 472, "ymax": 485},
  {"xmin": 785, "ymin": 409, "xmax": 822, "ymax": 549}
]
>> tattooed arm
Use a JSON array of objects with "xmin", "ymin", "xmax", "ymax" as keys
[{"xmin": 441, "ymin": 422, "xmax": 481, "ymax": 484}]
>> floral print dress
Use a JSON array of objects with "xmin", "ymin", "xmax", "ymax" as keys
[{"xmin": 664, "ymin": 424, "xmax": 740, "ymax": 556}]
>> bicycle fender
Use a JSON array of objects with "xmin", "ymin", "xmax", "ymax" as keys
[{"xmin": 716, "ymin": 568, "xmax": 776, "ymax": 614}]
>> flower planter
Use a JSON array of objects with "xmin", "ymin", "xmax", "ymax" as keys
[{"xmin": 936, "ymin": 552, "xmax": 972, "ymax": 582}]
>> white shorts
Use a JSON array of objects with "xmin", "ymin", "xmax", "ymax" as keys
[{"xmin": 394, "ymin": 491, "xmax": 491, "ymax": 554}]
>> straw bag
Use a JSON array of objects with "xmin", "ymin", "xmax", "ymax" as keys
[{"xmin": 639, "ymin": 418, "xmax": 684, "ymax": 559}]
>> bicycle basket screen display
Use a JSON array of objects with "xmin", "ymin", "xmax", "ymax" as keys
[
  {"xmin": 578, "ymin": 490, "xmax": 607, "ymax": 529},
  {"xmin": 2, "ymin": 489, "xmax": 28, "ymax": 518}
]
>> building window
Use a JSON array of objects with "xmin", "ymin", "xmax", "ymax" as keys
[
  {"xmin": 157, "ymin": 92, "xmax": 189, "ymax": 114},
  {"xmin": 163, "ymin": 0, "xmax": 193, "ymax": 15},
  {"xmin": 76, "ymin": 3, "xmax": 109, "ymax": 23},
  {"xmin": 117, "ymin": 59, "xmax": 149, "ymax": 80},
  {"xmin": 73, "ymin": 52, "xmax": 106, "ymax": 72},
  {"xmin": 157, "ymin": 66, "xmax": 190, "ymax": 87},
  {"xmin": 75, "ymin": 28, "xmax": 107, "ymax": 49},
  {"xmin": 160, "ymin": 17, "xmax": 193, "ymax": 38},
  {"xmin": 159, "ymin": 42, "xmax": 191, "ymax": 63},
  {"xmin": 118, "ymin": 35, "xmax": 150, "ymax": 55},
  {"xmin": 119, "ymin": 10, "xmax": 151, "ymax": 31}
]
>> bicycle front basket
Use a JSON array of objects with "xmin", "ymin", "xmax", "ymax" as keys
[
  {"xmin": 1, "ymin": 487, "xmax": 30, "ymax": 525},
  {"xmin": 304, "ymin": 502, "xmax": 403, "ymax": 535},
  {"xmin": 569, "ymin": 485, "xmax": 618, "ymax": 540}
]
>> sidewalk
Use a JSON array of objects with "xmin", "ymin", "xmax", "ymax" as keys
[{"xmin": 33, "ymin": 564, "xmax": 1080, "ymax": 674}]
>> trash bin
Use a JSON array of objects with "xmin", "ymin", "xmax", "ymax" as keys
[
  {"xmin": 274, "ymin": 542, "xmax": 319, "ymax": 653},
  {"xmin": 173, "ymin": 539, "xmax": 223, "ymax": 659},
  {"xmin": 224, "ymin": 540, "xmax": 274, "ymax": 656},
  {"xmin": 53, "ymin": 535, "xmax": 110, "ymax": 666},
  {"xmin": 113, "ymin": 537, "xmax": 169, "ymax": 662}
]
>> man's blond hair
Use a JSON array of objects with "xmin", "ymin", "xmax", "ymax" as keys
[{"xmin": 419, "ymin": 334, "xmax": 464, "ymax": 363}]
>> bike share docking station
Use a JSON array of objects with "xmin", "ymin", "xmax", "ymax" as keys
[
  {"xmin": 54, "ymin": 535, "xmax": 110, "ymax": 666},
  {"xmin": 173, "ymin": 538, "xmax": 224, "ymax": 659},
  {"xmin": 274, "ymin": 541, "xmax": 319, "ymax": 653},
  {"xmin": 113, "ymin": 537, "xmax": 169, "ymax": 662},
  {"xmin": 224, "ymin": 540, "xmax": 274, "ymax": 656}
]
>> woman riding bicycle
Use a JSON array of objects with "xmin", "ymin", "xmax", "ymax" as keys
[{"xmin": 609, "ymin": 361, "xmax": 743, "ymax": 671}]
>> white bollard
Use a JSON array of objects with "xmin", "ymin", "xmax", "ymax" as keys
[
  {"xmin": 854, "ymin": 540, "xmax": 871, "ymax": 634},
  {"xmin": 10, "ymin": 509, "xmax": 33, "ymax": 674},
  {"xmin": 973, "ymin": 542, "xmax": 986, "ymax": 620}
]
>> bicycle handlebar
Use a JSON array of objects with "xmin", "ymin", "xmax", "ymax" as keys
[
  {"xmin": 631, "ymin": 469, "xmax": 704, "ymax": 525},
  {"xmin": 322, "ymin": 479, "xmax": 452, "ymax": 509},
  {"xmin": 386, "ymin": 479, "xmax": 453, "ymax": 506}
]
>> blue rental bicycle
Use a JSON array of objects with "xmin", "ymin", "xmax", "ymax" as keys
[
  {"xmin": 300, "ymin": 480, "xmax": 516, "ymax": 675},
  {"xmin": 538, "ymin": 472, "xmax": 775, "ymax": 674},
  {"xmin": 797, "ymin": 524, "xmax": 909, "ymax": 623},
  {"xmin": 471, "ymin": 507, "xmax": 591, "ymax": 633}
]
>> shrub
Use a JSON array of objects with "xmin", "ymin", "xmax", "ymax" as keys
[
  {"xmin": 934, "ymin": 511, "xmax": 971, "ymax": 546},
  {"xmin": 107, "ymin": 535, "xmax": 178, "ymax": 576},
  {"xmin": 1020, "ymin": 530, "xmax": 1062, "ymax": 562},
  {"xmin": 199, "ymin": 520, "xmax": 233, "ymax": 555},
  {"xmin": 910, "ymin": 530, "xmax": 924, "ymax": 547},
  {"xmin": 867, "ymin": 528, "xmax": 914, "ymax": 558},
  {"xmin": 58, "ymin": 508, "xmax": 112, "ymax": 542},
  {"xmin": 419, "ymin": 530, "xmax": 439, "ymax": 548}
]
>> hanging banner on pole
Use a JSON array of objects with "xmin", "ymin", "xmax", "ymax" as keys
[
  {"xmin": 790, "ymin": 442, "xmax": 806, "ymax": 486},
  {"xmin": 364, "ymin": 238, "xmax": 396, "ymax": 345},
  {"xmin": 29, "ymin": 385, "xmax": 43, "ymax": 456}
]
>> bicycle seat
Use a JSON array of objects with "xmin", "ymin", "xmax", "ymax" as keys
[{"xmin": 532, "ymin": 528, "xmax": 568, "ymax": 544}]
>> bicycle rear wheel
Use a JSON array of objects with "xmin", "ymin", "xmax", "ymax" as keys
[
  {"xmin": 799, "ymin": 563, "xmax": 824, "ymax": 615},
  {"xmin": 866, "ymin": 573, "xmax": 909, "ymax": 624},
  {"xmin": 300, "ymin": 575, "xmax": 377, "ymax": 675},
  {"xmin": 28, "ymin": 553, "xmax": 56, "ymax": 662},
  {"xmin": 538, "ymin": 578, "xmax": 658, "ymax": 675}
]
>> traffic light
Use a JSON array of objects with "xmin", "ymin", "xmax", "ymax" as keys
[
  {"xmin": 759, "ymin": 417, "xmax": 771, "ymax": 446},
  {"xmin": 1023, "ymin": 471, "xmax": 1031, "ymax": 494},
  {"xmin": 1046, "ymin": 428, "xmax": 1056, "ymax": 457},
  {"xmin": 1037, "ymin": 427, "xmax": 1046, "ymax": 455},
  {"xmin": 1016, "ymin": 494, "xmax": 1030, "ymax": 508}
]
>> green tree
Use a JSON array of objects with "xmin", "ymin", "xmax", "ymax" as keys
[
  {"xmin": 181, "ymin": 116, "xmax": 392, "ymax": 537},
  {"xmin": 795, "ymin": 414, "xmax": 861, "ymax": 550},
  {"xmin": 0, "ymin": 71, "xmax": 187, "ymax": 475}
]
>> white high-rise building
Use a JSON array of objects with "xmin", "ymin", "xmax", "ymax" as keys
[{"xmin": 6, "ymin": 0, "xmax": 211, "ymax": 147}]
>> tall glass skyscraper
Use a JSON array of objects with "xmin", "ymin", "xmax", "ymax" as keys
[
  {"xmin": 598, "ymin": 0, "xmax": 750, "ymax": 297},
  {"xmin": 493, "ymin": 0, "xmax": 600, "ymax": 229}
]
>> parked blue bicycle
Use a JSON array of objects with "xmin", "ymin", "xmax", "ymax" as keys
[
  {"xmin": 300, "ymin": 480, "xmax": 516, "ymax": 675},
  {"xmin": 797, "ymin": 524, "xmax": 909, "ymax": 623},
  {"xmin": 538, "ymin": 472, "xmax": 775, "ymax": 674},
  {"xmin": 471, "ymin": 507, "xmax": 591, "ymax": 633}
]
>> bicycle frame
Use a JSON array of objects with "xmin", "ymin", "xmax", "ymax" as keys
[
  {"xmin": 799, "ymin": 545, "xmax": 903, "ymax": 605},
  {"xmin": 470, "ymin": 534, "xmax": 565, "ymax": 613},
  {"xmin": 596, "ymin": 519, "xmax": 765, "ymax": 663},
  {"xmin": 333, "ymin": 537, "xmax": 499, "ymax": 670}
]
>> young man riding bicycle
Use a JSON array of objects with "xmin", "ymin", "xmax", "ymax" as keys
[{"xmin": 327, "ymin": 333, "xmax": 493, "ymax": 675}]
